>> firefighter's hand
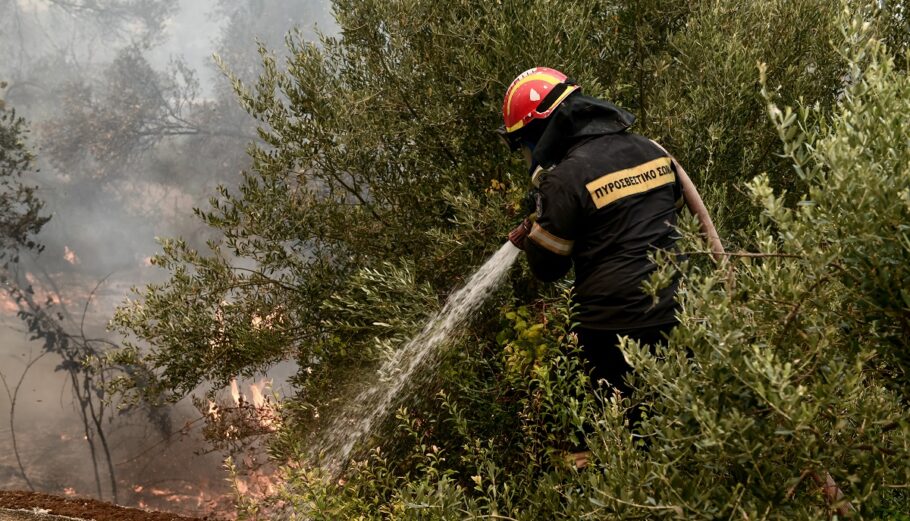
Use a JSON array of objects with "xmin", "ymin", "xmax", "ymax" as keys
[{"xmin": 508, "ymin": 218, "xmax": 532, "ymax": 250}]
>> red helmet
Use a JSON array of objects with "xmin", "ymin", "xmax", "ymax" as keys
[{"xmin": 501, "ymin": 67, "xmax": 579, "ymax": 135}]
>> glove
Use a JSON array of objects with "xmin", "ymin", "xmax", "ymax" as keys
[{"xmin": 508, "ymin": 217, "xmax": 533, "ymax": 250}]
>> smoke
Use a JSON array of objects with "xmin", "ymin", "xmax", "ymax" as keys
[{"xmin": 0, "ymin": 0, "xmax": 335, "ymax": 515}]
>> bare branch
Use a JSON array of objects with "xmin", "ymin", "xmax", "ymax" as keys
[{"xmin": 0, "ymin": 349, "xmax": 49, "ymax": 491}]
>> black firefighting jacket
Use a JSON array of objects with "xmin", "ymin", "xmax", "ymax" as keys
[{"xmin": 525, "ymin": 93, "xmax": 682, "ymax": 330}]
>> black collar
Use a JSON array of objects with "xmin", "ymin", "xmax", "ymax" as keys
[{"xmin": 533, "ymin": 93, "xmax": 636, "ymax": 168}]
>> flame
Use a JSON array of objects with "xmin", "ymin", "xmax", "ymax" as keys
[
  {"xmin": 208, "ymin": 378, "xmax": 282, "ymax": 439},
  {"xmin": 0, "ymin": 369, "xmax": 237, "ymax": 520},
  {"xmin": 249, "ymin": 378, "xmax": 270, "ymax": 408},
  {"xmin": 134, "ymin": 480, "xmax": 229, "ymax": 512},
  {"xmin": 207, "ymin": 400, "xmax": 219, "ymax": 420},
  {"xmin": 230, "ymin": 378, "xmax": 241, "ymax": 405},
  {"xmin": 231, "ymin": 464, "xmax": 281, "ymax": 501},
  {"xmin": 234, "ymin": 477, "xmax": 248, "ymax": 495},
  {"xmin": 250, "ymin": 307, "xmax": 283, "ymax": 330},
  {"xmin": 230, "ymin": 377, "xmax": 273, "ymax": 408},
  {"xmin": 126, "ymin": 480, "xmax": 235, "ymax": 519},
  {"xmin": 63, "ymin": 245, "xmax": 80, "ymax": 265},
  {"xmin": 0, "ymin": 293, "xmax": 18, "ymax": 314},
  {"xmin": 249, "ymin": 378, "xmax": 280, "ymax": 431},
  {"xmin": 0, "ymin": 271, "xmax": 78, "ymax": 312}
]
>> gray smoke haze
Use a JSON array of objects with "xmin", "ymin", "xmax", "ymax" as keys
[{"xmin": 1, "ymin": 0, "xmax": 334, "ymax": 514}]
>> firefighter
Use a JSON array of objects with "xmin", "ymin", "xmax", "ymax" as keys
[{"xmin": 500, "ymin": 67, "xmax": 723, "ymax": 468}]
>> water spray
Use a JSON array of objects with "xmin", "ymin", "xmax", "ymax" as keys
[{"xmin": 314, "ymin": 242, "xmax": 521, "ymax": 474}]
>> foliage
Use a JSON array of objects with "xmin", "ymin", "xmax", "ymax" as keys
[
  {"xmin": 41, "ymin": 46, "xmax": 256, "ymax": 177},
  {"xmin": 239, "ymin": 287, "xmax": 596, "ymax": 520},
  {"xmin": 0, "ymin": 86, "xmax": 49, "ymax": 263},
  {"xmin": 39, "ymin": 0, "xmax": 177, "ymax": 40},
  {"xmin": 111, "ymin": 0, "xmax": 894, "ymax": 403},
  {"xmin": 611, "ymin": 15, "xmax": 910, "ymax": 516},
  {"xmin": 1, "ymin": 0, "xmax": 271, "ymax": 244},
  {"xmin": 2, "ymin": 0, "xmax": 335, "ymax": 507},
  {"xmin": 108, "ymin": 0, "xmax": 910, "ymax": 519},
  {"xmin": 234, "ymin": 12, "xmax": 910, "ymax": 518}
]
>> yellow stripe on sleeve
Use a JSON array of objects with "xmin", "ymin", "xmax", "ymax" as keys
[{"xmin": 528, "ymin": 222, "xmax": 574, "ymax": 256}]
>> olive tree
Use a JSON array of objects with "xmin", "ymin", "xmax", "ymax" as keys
[{"xmin": 109, "ymin": 0, "xmax": 909, "ymax": 517}]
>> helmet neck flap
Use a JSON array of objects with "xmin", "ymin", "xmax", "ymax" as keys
[{"xmin": 531, "ymin": 93, "xmax": 636, "ymax": 169}]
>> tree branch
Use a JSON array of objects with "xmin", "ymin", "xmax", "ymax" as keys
[{"xmin": 0, "ymin": 350, "xmax": 48, "ymax": 491}]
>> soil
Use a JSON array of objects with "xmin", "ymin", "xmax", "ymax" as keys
[{"xmin": 0, "ymin": 491, "xmax": 219, "ymax": 521}]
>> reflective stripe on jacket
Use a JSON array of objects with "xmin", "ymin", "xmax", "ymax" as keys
[{"xmin": 526, "ymin": 130, "xmax": 682, "ymax": 329}]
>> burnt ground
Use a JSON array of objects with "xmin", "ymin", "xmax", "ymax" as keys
[{"xmin": 0, "ymin": 491, "xmax": 220, "ymax": 521}]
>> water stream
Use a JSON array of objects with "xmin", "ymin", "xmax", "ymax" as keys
[{"xmin": 316, "ymin": 242, "xmax": 520, "ymax": 472}]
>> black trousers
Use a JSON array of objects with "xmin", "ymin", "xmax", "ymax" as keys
[
  {"xmin": 575, "ymin": 322, "xmax": 676, "ymax": 396},
  {"xmin": 573, "ymin": 322, "xmax": 676, "ymax": 445}
]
